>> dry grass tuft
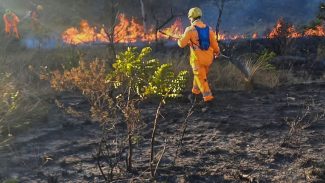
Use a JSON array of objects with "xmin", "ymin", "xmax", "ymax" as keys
[{"xmin": 211, "ymin": 61, "xmax": 247, "ymax": 91}]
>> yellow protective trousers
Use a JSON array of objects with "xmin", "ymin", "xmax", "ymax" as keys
[{"xmin": 191, "ymin": 62, "xmax": 214, "ymax": 102}]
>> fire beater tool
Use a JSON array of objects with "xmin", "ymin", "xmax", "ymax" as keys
[
  {"xmin": 158, "ymin": 29, "xmax": 250, "ymax": 79},
  {"xmin": 158, "ymin": 30, "xmax": 181, "ymax": 39},
  {"xmin": 218, "ymin": 54, "xmax": 250, "ymax": 79}
]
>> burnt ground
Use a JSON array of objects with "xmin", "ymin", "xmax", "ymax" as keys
[{"xmin": 0, "ymin": 82, "xmax": 324, "ymax": 183}]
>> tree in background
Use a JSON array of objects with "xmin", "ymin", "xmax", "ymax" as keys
[
  {"xmin": 304, "ymin": 2, "xmax": 325, "ymax": 32},
  {"xmin": 139, "ymin": 0, "xmax": 147, "ymax": 33},
  {"xmin": 211, "ymin": 0, "xmax": 238, "ymax": 40},
  {"xmin": 102, "ymin": 0, "xmax": 119, "ymax": 65}
]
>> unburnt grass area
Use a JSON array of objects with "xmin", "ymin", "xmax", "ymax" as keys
[{"xmin": 0, "ymin": 82, "xmax": 324, "ymax": 182}]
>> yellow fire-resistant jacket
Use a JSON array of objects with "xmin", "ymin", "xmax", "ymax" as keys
[{"xmin": 178, "ymin": 20, "xmax": 220, "ymax": 66}]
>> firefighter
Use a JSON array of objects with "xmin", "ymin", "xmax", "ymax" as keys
[
  {"xmin": 31, "ymin": 5, "xmax": 43, "ymax": 32},
  {"xmin": 178, "ymin": 7, "xmax": 220, "ymax": 111},
  {"xmin": 3, "ymin": 9, "xmax": 20, "ymax": 39}
]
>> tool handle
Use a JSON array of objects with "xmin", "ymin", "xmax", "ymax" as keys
[{"xmin": 158, "ymin": 30, "xmax": 180, "ymax": 39}]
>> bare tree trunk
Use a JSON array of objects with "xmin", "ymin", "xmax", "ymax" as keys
[
  {"xmin": 153, "ymin": 14, "xmax": 159, "ymax": 49},
  {"xmin": 104, "ymin": 1, "xmax": 119, "ymax": 66},
  {"xmin": 216, "ymin": 0, "xmax": 225, "ymax": 40},
  {"xmin": 154, "ymin": 18, "xmax": 159, "ymax": 42},
  {"xmin": 139, "ymin": 0, "xmax": 147, "ymax": 33},
  {"xmin": 109, "ymin": 2, "xmax": 118, "ymax": 57}
]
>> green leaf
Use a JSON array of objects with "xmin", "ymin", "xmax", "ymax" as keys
[{"xmin": 109, "ymin": 46, "xmax": 188, "ymax": 101}]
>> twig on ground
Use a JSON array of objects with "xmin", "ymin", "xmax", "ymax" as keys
[
  {"xmin": 154, "ymin": 140, "xmax": 167, "ymax": 177},
  {"xmin": 174, "ymin": 98, "xmax": 196, "ymax": 163}
]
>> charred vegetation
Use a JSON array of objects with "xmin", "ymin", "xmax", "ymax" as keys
[{"xmin": 0, "ymin": 0, "xmax": 325, "ymax": 182}]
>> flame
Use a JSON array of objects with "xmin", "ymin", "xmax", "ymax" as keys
[
  {"xmin": 217, "ymin": 33, "xmax": 246, "ymax": 41},
  {"xmin": 217, "ymin": 33, "xmax": 226, "ymax": 40},
  {"xmin": 115, "ymin": 14, "xmax": 146, "ymax": 43},
  {"xmin": 159, "ymin": 18, "xmax": 184, "ymax": 40},
  {"xmin": 267, "ymin": 18, "xmax": 325, "ymax": 39},
  {"xmin": 305, "ymin": 25, "xmax": 325, "ymax": 37},
  {"xmin": 268, "ymin": 18, "xmax": 303, "ymax": 39},
  {"xmin": 268, "ymin": 18, "xmax": 285, "ymax": 38},
  {"xmin": 287, "ymin": 26, "xmax": 302, "ymax": 38},
  {"xmin": 62, "ymin": 13, "xmax": 249, "ymax": 45},
  {"xmin": 62, "ymin": 20, "xmax": 108, "ymax": 45},
  {"xmin": 62, "ymin": 16, "xmax": 325, "ymax": 45},
  {"xmin": 62, "ymin": 14, "xmax": 185, "ymax": 45}
]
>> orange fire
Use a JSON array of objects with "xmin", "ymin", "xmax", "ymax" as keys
[
  {"xmin": 268, "ymin": 18, "xmax": 286, "ymax": 38},
  {"xmin": 62, "ymin": 14, "xmax": 185, "ymax": 45},
  {"xmin": 268, "ymin": 18, "xmax": 304, "ymax": 39},
  {"xmin": 217, "ymin": 33, "xmax": 226, "ymax": 40},
  {"xmin": 62, "ymin": 20, "xmax": 109, "ymax": 45},
  {"xmin": 287, "ymin": 26, "xmax": 302, "ymax": 38},
  {"xmin": 62, "ymin": 13, "xmax": 250, "ymax": 45},
  {"xmin": 62, "ymin": 16, "xmax": 325, "ymax": 45},
  {"xmin": 268, "ymin": 19, "xmax": 281, "ymax": 38},
  {"xmin": 159, "ymin": 18, "xmax": 184, "ymax": 40},
  {"xmin": 304, "ymin": 25, "xmax": 325, "ymax": 37}
]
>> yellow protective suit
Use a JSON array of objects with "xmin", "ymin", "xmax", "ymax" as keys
[
  {"xmin": 3, "ymin": 12, "xmax": 20, "ymax": 38},
  {"xmin": 178, "ymin": 20, "xmax": 220, "ymax": 102}
]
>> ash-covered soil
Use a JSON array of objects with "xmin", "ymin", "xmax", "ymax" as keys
[{"xmin": 0, "ymin": 83, "xmax": 324, "ymax": 183}]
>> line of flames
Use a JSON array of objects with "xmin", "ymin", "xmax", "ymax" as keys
[
  {"xmin": 268, "ymin": 18, "xmax": 325, "ymax": 39},
  {"xmin": 62, "ymin": 14, "xmax": 325, "ymax": 45},
  {"xmin": 62, "ymin": 14, "xmax": 185, "ymax": 45}
]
